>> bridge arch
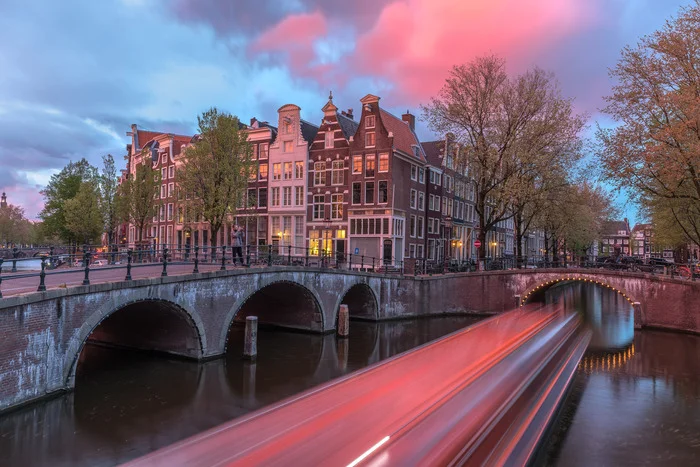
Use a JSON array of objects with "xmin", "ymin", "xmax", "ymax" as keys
[
  {"xmin": 334, "ymin": 282, "xmax": 379, "ymax": 325},
  {"xmin": 221, "ymin": 280, "xmax": 325, "ymax": 351},
  {"xmin": 520, "ymin": 276, "xmax": 637, "ymax": 307},
  {"xmin": 65, "ymin": 296, "xmax": 206, "ymax": 387}
]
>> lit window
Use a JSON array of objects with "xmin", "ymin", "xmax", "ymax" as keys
[
  {"xmin": 273, "ymin": 163, "xmax": 281, "ymax": 180},
  {"xmin": 365, "ymin": 155, "xmax": 376, "ymax": 177},
  {"xmin": 331, "ymin": 194, "xmax": 343, "ymax": 220},
  {"xmin": 379, "ymin": 153, "xmax": 389, "ymax": 172},
  {"xmin": 314, "ymin": 162, "xmax": 326, "ymax": 186},
  {"xmin": 259, "ymin": 163, "xmax": 268, "ymax": 180},
  {"xmin": 365, "ymin": 132, "xmax": 376, "ymax": 147},
  {"xmin": 284, "ymin": 141, "xmax": 293, "ymax": 152},
  {"xmin": 284, "ymin": 162, "xmax": 292, "ymax": 180},
  {"xmin": 295, "ymin": 161, "xmax": 304, "ymax": 179},
  {"xmin": 366, "ymin": 115, "xmax": 375, "ymax": 128},
  {"xmin": 352, "ymin": 155, "xmax": 362, "ymax": 174}
]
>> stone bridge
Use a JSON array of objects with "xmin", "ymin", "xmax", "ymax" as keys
[{"xmin": 0, "ymin": 267, "xmax": 698, "ymax": 412}]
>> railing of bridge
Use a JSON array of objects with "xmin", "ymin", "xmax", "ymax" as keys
[{"xmin": 0, "ymin": 245, "xmax": 697, "ymax": 298}]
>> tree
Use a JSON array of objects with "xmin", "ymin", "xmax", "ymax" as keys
[
  {"xmin": 597, "ymin": 2, "xmax": 700, "ymax": 247},
  {"xmin": 423, "ymin": 55, "xmax": 586, "ymax": 260},
  {"xmin": 99, "ymin": 154, "xmax": 119, "ymax": 246},
  {"xmin": 178, "ymin": 107, "xmax": 255, "ymax": 252},
  {"xmin": 0, "ymin": 203, "xmax": 32, "ymax": 246},
  {"xmin": 39, "ymin": 159, "xmax": 98, "ymax": 244},
  {"xmin": 64, "ymin": 182, "xmax": 104, "ymax": 244},
  {"xmin": 118, "ymin": 159, "xmax": 161, "ymax": 245}
]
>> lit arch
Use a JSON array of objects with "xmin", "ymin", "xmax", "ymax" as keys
[{"xmin": 520, "ymin": 276, "xmax": 637, "ymax": 307}]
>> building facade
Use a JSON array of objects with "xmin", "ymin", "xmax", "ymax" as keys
[{"xmin": 600, "ymin": 219, "xmax": 631, "ymax": 256}]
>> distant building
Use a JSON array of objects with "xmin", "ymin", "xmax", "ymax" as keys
[
  {"xmin": 600, "ymin": 219, "xmax": 631, "ymax": 256},
  {"xmin": 0, "ymin": 192, "xmax": 7, "ymax": 209}
]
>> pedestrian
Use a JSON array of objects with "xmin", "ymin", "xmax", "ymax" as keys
[{"xmin": 232, "ymin": 225, "xmax": 244, "ymax": 266}]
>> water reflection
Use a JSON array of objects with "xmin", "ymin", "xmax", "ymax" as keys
[
  {"xmin": 543, "ymin": 283, "xmax": 700, "ymax": 466},
  {"xmin": 0, "ymin": 315, "xmax": 480, "ymax": 467}
]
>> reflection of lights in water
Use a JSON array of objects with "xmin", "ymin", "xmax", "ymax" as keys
[{"xmin": 578, "ymin": 344, "xmax": 636, "ymax": 374}]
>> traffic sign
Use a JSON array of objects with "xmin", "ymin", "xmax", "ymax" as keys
[{"xmin": 474, "ymin": 240, "xmax": 482, "ymax": 249}]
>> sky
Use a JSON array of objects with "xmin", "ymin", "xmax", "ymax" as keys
[{"xmin": 0, "ymin": 0, "xmax": 691, "ymax": 223}]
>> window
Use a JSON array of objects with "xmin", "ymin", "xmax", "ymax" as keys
[
  {"xmin": 418, "ymin": 191, "xmax": 425, "ymax": 211},
  {"xmin": 249, "ymin": 165, "xmax": 257, "ymax": 180},
  {"xmin": 365, "ymin": 132, "xmax": 376, "ymax": 147},
  {"xmin": 284, "ymin": 141, "xmax": 293, "ymax": 152},
  {"xmin": 410, "ymin": 189, "xmax": 417, "ymax": 209},
  {"xmin": 272, "ymin": 216, "xmax": 281, "ymax": 238},
  {"xmin": 352, "ymin": 182, "xmax": 361, "ymax": 204},
  {"xmin": 314, "ymin": 161, "xmax": 326, "ymax": 186},
  {"xmin": 259, "ymin": 188, "xmax": 268, "ymax": 208},
  {"xmin": 353, "ymin": 155, "xmax": 362, "ymax": 174},
  {"xmin": 379, "ymin": 153, "xmax": 389, "ymax": 172},
  {"xmin": 411, "ymin": 165, "xmax": 417, "ymax": 181},
  {"xmin": 247, "ymin": 188, "xmax": 257, "ymax": 208},
  {"xmin": 284, "ymin": 121, "xmax": 293, "ymax": 134},
  {"xmin": 429, "ymin": 195, "xmax": 434, "ymax": 211},
  {"xmin": 366, "ymin": 115, "xmax": 375, "ymax": 128},
  {"xmin": 168, "ymin": 182, "xmax": 174, "ymax": 198},
  {"xmin": 428, "ymin": 217, "xmax": 434, "ymax": 234},
  {"xmin": 365, "ymin": 182, "xmax": 375, "ymax": 204},
  {"xmin": 273, "ymin": 163, "xmax": 281, "ymax": 180},
  {"xmin": 442, "ymin": 196, "xmax": 448, "ymax": 215},
  {"xmin": 167, "ymin": 203, "xmax": 173, "ymax": 221},
  {"xmin": 284, "ymin": 162, "xmax": 292, "ymax": 180},
  {"xmin": 410, "ymin": 215, "xmax": 416, "ymax": 237},
  {"xmin": 295, "ymin": 216, "xmax": 304, "ymax": 249},
  {"xmin": 260, "ymin": 143, "xmax": 268, "ymax": 159},
  {"xmin": 331, "ymin": 194, "xmax": 343, "ymax": 220},
  {"xmin": 436, "ymin": 173, "xmax": 442, "ymax": 186},
  {"xmin": 417, "ymin": 216, "xmax": 424, "ymax": 238},
  {"xmin": 283, "ymin": 187, "xmax": 292, "ymax": 206},
  {"xmin": 378, "ymin": 181, "xmax": 388, "ymax": 203},
  {"xmin": 295, "ymin": 186, "xmax": 304, "ymax": 206},
  {"xmin": 161, "ymin": 167, "xmax": 167, "ymax": 180},
  {"xmin": 309, "ymin": 230, "xmax": 320, "ymax": 256},
  {"xmin": 161, "ymin": 152, "xmax": 167, "ymax": 164},
  {"xmin": 418, "ymin": 168, "xmax": 425, "ymax": 183},
  {"xmin": 159, "ymin": 204, "xmax": 165, "ymax": 222},
  {"xmin": 325, "ymin": 131, "xmax": 334, "ymax": 148},
  {"xmin": 160, "ymin": 184, "xmax": 166, "ymax": 199},
  {"xmin": 365, "ymin": 155, "xmax": 376, "ymax": 177},
  {"xmin": 313, "ymin": 195, "xmax": 325, "ymax": 220},
  {"xmin": 409, "ymin": 244, "xmax": 416, "ymax": 258},
  {"xmin": 332, "ymin": 160, "xmax": 344, "ymax": 185},
  {"xmin": 271, "ymin": 187, "xmax": 280, "ymax": 206},
  {"xmin": 259, "ymin": 163, "xmax": 268, "ymax": 180},
  {"xmin": 295, "ymin": 161, "xmax": 304, "ymax": 179},
  {"xmin": 448, "ymin": 199, "xmax": 453, "ymax": 216},
  {"xmin": 168, "ymin": 166, "xmax": 175, "ymax": 179}
]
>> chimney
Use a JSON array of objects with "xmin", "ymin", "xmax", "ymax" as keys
[
  {"xmin": 402, "ymin": 111, "xmax": 415, "ymax": 132},
  {"xmin": 250, "ymin": 117, "xmax": 258, "ymax": 128},
  {"xmin": 345, "ymin": 109, "xmax": 354, "ymax": 119}
]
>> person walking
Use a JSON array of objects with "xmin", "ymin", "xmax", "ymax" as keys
[{"xmin": 232, "ymin": 225, "xmax": 244, "ymax": 266}]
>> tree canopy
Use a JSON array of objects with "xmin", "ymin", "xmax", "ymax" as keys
[{"xmin": 64, "ymin": 181, "xmax": 103, "ymax": 244}]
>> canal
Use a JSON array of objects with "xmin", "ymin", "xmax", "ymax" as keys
[{"xmin": 0, "ymin": 282, "xmax": 698, "ymax": 466}]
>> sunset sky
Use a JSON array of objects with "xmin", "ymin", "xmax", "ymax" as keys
[{"xmin": 0, "ymin": 0, "xmax": 690, "ymax": 222}]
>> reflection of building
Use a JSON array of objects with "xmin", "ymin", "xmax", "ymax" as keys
[{"xmin": 306, "ymin": 93, "xmax": 358, "ymax": 260}]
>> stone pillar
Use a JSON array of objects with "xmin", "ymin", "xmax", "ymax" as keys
[
  {"xmin": 632, "ymin": 302, "xmax": 643, "ymax": 330},
  {"xmin": 244, "ymin": 316, "xmax": 258, "ymax": 359},
  {"xmin": 514, "ymin": 295, "xmax": 521, "ymax": 309},
  {"xmin": 338, "ymin": 304, "xmax": 350, "ymax": 337}
]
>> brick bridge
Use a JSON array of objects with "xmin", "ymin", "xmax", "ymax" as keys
[{"xmin": 0, "ymin": 267, "xmax": 698, "ymax": 411}]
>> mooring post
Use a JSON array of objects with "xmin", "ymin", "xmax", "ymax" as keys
[
  {"xmin": 338, "ymin": 304, "xmax": 350, "ymax": 337},
  {"xmin": 337, "ymin": 338, "xmax": 349, "ymax": 371},
  {"xmin": 244, "ymin": 316, "xmax": 258, "ymax": 359},
  {"xmin": 514, "ymin": 295, "xmax": 521, "ymax": 309}
]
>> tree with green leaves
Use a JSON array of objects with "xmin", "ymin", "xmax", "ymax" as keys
[
  {"xmin": 39, "ymin": 159, "xmax": 98, "ymax": 244},
  {"xmin": 178, "ymin": 107, "xmax": 256, "ymax": 252},
  {"xmin": 0, "ymin": 202, "xmax": 32, "ymax": 246},
  {"xmin": 118, "ymin": 159, "xmax": 161, "ymax": 246},
  {"xmin": 64, "ymin": 181, "xmax": 104, "ymax": 244},
  {"xmin": 99, "ymin": 154, "xmax": 119, "ymax": 246}
]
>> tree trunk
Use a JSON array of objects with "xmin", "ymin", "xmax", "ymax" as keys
[
  {"xmin": 478, "ymin": 229, "xmax": 487, "ymax": 268},
  {"xmin": 210, "ymin": 223, "xmax": 220, "ymax": 263},
  {"xmin": 514, "ymin": 210, "xmax": 524, "ymax": 268}
]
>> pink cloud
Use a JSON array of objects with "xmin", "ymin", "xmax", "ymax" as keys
[
  {"xmin": 352, "ymin": 0, "xmax": 597, "ymax": 103},
  {"xmin": 251, "ymin": 11, "xmax": 328, "ymax": 77}
]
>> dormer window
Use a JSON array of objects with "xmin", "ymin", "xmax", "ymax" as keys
[
  {"xmin": 365, "ymin": 132, "xmax": 376, "ymax": 148},
  {"xmin": 365, "ymin": 115, "xmax": 375, "ymax": 128},
  {"xmin": 325, "ymin": 131, "xmax": 334, "ymax": 149}
]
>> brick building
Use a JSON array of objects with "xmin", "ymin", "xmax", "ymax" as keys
[
  {"xmin": 306, "ymin": 93, "xmax": 358, "ymax": 260},
  {"xmin": 600, "ymin": 219, "xmax": 631, "ymax": 256}
]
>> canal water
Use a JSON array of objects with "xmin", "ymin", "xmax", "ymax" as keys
[
  {"xmin": 0, "ymin": 316, "xmax": 481, "ymax": 467},
  {"xmin": 1, "ymin": 284, "xmax": 698, "ymax": 466},
  {"xmin": 543, "ymin": 283, "xmax": 700, "ymax": 466}
]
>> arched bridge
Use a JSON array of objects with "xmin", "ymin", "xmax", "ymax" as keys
[{"xmin": 0, "ymin": 267, "xmax": 698, "ymax": 412}]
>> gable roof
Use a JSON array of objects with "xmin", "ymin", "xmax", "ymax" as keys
[
  {"xmin": 135, "ymin": 130, "xmax": 162, "ymax": 149},
  {"xmin": 380, "ymin": 109, "xmax": 426, "ymax": 162},
  {"xmin": 337, "ymin": 112, "xmax": 359, "ymax": 140},
  {"xmin": 602, "ymin": 220, "xmax": 630, "ymax": 235},
  {"xmin": 421, "ymin": 140, "xmax": 444, "ymax": 168},
  {"xmin": 300, "ymin": 119, "xmax": 319, "ymax": 144}
]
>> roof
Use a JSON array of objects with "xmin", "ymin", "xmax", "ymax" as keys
[
  {"xmin": 421, "ymin": 140, "xmax": 444, "ymax": 167},
  {"xmin": 380, "ymin": 109, "xmax": 426, "ymax": 162},
  {"xmin": 136, "ymin": 130, "xmax": 161, "ymax": 149},
  {"xmin": 337, "ymin": 112, "xmax": 359, "ymax": 140},
  {"xmin": 632, "ymin": 223, "xmax": 652, "ymax": 232},
  {"xmin": 602, "ymin": 220, "xmax": 630, "ymax": 236},
  {"xmin": 300, "ymin": 119, "xmax": 319, "ymax": 144}
]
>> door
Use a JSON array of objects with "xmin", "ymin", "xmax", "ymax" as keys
[
  {"xmin": 383, "ymin": 239, "xmax": 393, "ymax": 265},
  {"xmin": 336, "ymin": 239, "xmax": 346, "ymax": 263}
]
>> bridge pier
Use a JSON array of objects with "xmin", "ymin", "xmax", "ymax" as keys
[
  {"xmin": 633, "ymin": 302, "xmax": 643, "ymax": 329},
  {"xmin": 244, "ymin": 316, "xmax": 258, "ymax": 360}
]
